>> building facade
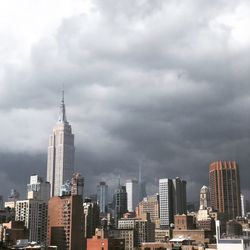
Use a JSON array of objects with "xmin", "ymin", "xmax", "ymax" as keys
[
  {"xmin": 27, "ymin": 175, "xmax": 50, "ymax": 202},
  {"xmin": 15, "ymin": 200, "xmax": 48, "ymax": 243},
  {"xmin": 47, "ymin": 195, "xmax": 84, "ymax": 250},
  {"xmin": 209, "ymin": 161, "xmax": 241, "ymax": 219},
  {"xmin": 126, "ymin": 179, "xmax": 139, "ymax": 213},
  {"xmin": 47, "ymin": 92, "xmax": 75, "ymax": 197},
  {"xmin": 97, "ymin": 182, "xmax": 108, "ymax": 214}
]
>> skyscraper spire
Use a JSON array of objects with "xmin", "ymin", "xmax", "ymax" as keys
[{"xmin": 58, "ymin": 89, "xmax": 67, "ymax": 123}]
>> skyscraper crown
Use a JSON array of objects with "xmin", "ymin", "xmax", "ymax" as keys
[{"xmin": 58, "ymin": 90, "xmax": 67, "ymax": 123}]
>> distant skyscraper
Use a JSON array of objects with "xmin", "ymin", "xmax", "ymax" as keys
[
  {"xmin": 113, "ymin": 184, "xmax": 127, "ymax": 227},
  {"xmin": 199, "ymin": 186, "xmax": 210, "ymax": 210},
  {"xmin": 138, "ymin": 164, "xmax": 147, "ymax": 202},
  {"xmin": 126, "ymin": 179, "xmax": 139, "ymax": 212},
  {"xmin": 209, "ymin": 161, "xmax": 241, "ymax": 219},
  {"xmin": 27, "ymin": 174, "xmax": 50, "ymax": 202},
  {"xmin": 159, "ymin": 177, "xmax": 187, "ymax": 229},
  {"xmin": 241, "ymin": 194, "xmax": 245, "ymax": 217},
  {"xmin": 97, "ymin": 181, "xmax": 108, "ymax": 214},
  {"xmin": 172, "ymin": 177, "xmax": 187, "ymax": 214},
  {"xmin": 159, "ymin": 178, "xmax": 173, "ymax": 229},
  {"xmin": 47, "ymin": 91, "xmax": 75, "ymax": 197}
]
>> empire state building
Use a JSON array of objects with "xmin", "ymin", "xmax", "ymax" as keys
[{"xmin": 47, "ymin": 92, "xmax": 75, "ymax": 196}]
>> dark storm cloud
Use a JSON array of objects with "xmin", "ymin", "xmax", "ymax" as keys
[{"xmin": 0, "ymin": 0, "xmax": 250, "ymax": 201}]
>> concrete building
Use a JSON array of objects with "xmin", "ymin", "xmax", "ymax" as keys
[
  {"xmin": 172, "ymin": 177, "xmax": 187, "ymax": 215},
  {"xmin": 216, "ymin": 220, "xmax": 250, "ymax": 250},
  {"xmin": 0, "ymin": 221, "xmax": 28, "ymax": 246},
  {"xmin": 47, "ymin": 195, "xmax": 84, "ymax": 250},
  {"xmin": 71, "ymin": 173, "xmax": 84, "ymax": 196},
  {"xmin": 200, "ymin": 185, "xmax": 210, "ymax": 210},
  {"xmin": 126, "ymin": 179, "xmax": 139, "ymax": 213},
  {"xmin": 136, "ymin": 193, "xmax": 160, "ymax": 229},
  {"xmin": 47, "ymin": 91, "xmax": 75, "ymax": 197},
  {"xmin": 87, "ymin": 229, "xmax": 125, "ymax": 250},
  {"xmin": 83, "ymin": 198, "xmax": 100, "ymax": 238},
  {"xmin": 97, "ymin": 181, "xmax": 108, "ymax": 214},
  {"xmin": 4, "ymin": 189, "xmax": 20, "ymax": 209},
  {"xmin": 110, "ymin": 229, "xmax": 134, "ymax": 250},
  {"xmin": 209, "ymin": 161, "xmax": 241, "ymax": 219},
  {"xmin": 159, "ymin": 178, "xmax": 173, "ymax": 229},
  {"xmin": 118, "ymin": 215, "xmax": 155, "ymax": 248},
  {"xmin": 27, "ymin": 175, "xmax": 50, "ymax": 202},
  {"xmin": 241, "ymin": 194, "xmax": 246, "ymax": 217},
  {"xmin": 159, "ymin": 177, "xmax": 187, "ymax": 229},
  {"xmin": 114, "ymin": 185, "xmax": 127, "ymax": 227},
  {"xmin": 15, "ymin": 200, "xmax": 48, "ymax": 243}
]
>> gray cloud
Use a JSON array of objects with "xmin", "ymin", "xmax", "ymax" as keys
[{"xmin": 0, "ymin": 0, "xmax": 250, "ymax": 202}]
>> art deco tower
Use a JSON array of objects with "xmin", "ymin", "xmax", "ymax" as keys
[{"xmin": 47, "ymin": 92, "xmax": 75, "ymax": 196}]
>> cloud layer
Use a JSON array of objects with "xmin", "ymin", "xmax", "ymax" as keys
[{"xmin": 0, "ymin": 0, "xmax": 250, "ymax": 201}]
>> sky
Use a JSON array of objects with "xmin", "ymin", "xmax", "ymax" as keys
[{"xmin": 0, "ymin": 0, "xmax": 250, "ymax": 202}]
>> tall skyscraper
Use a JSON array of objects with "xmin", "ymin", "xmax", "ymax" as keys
[
  {"xmin": 97, "ymin": 181, "xmax": 108, "ymax": 214},
  {"xmin": 126, "ymin": 179, "xmax": 139, "ymax": 212},
  {"xmin": 47, "ymin": 91, "xmax": 75, "ymax": 197},
  {"xmin": 159, "ymin": 178, "xmax": 173, "ymax": 229},
  {"xmin": 138, "ymin": 165, "xmax": 147, "ymax": 202},
  {"xmin": 209, "ymin": 161, "xmax": 241, "ymax": 219},
  {"xmin": 159, "ymin": 177, "xmax": 187, "ymax": 229},
  {"xmin": 113, "ymin": 184, "xmax": 127, "ymax": 227},
  {"xmin": 172, "ymin": 177, "xmax": 187, "ymax": 215}
]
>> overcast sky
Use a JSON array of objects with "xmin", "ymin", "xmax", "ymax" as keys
[{"xmin": 0, "ymin": 0, "xmax": 250, "ymax": 202}]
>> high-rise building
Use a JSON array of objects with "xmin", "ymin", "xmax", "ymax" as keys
[
  {"xmin": 209, "ymin": 161, "xmax": 241, "ymax": 219},
  {"xmin": 138, "ymin": 165, "xmax": 147, "ymax": 202},
  {"xmin": 71, "ymin": 173, "xmax": 84, "ymax": 196},
  {"xmin": 27, "ymin": 175, "xmax": 50, "ymax": 202},
  {"xmin": 159, "ymin": 179, "xmax": 173, "ymax": 229},
  {"xmin": 83, "ymin": 198, "xmax": 100, "ymax": 238},
  {"xmin": 172, "ymin": 177, "xmax": 187, "ymax": 215},
  {"xmin": 136, "ymin": 194, "xmax": 160, "ymax": 229},
  {"xmin": 15, "ymin": 175, "xmax": 49, "ymax": 243},
  {"xmin": 47, "ymin": 92, "xmax": 75, "ymax": 197},
  {"xmin": 15, "ymin": 200, "xmax": 48, "ymax": 243},
  {"xmin": 199, "ymin": 185, "xmax": 210, "ymax": 210},
  {"xmin": 97, "ymin": 181, "xmax": 108, "ymax": 214},
  {"xmin": 159, "ymin": 177, "xmax": 187, "ymax": 229},
  {"xmin": 47, "ymin": 195, "xmax": 84, "ymax": 250},
  {"xmin": 4, "ymin": 189, "xmax": 20, "ymax": 209},
  {"xmin": 114, "ymin": 185, "xmax": 128, "ymax": 227},
  {"xmin": 126, "ymin": 179, "xmax": 139, "ymax": 212}
]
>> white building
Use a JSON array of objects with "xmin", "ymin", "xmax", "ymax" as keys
[
  {"xmin": 15, "ymin": 200, "xmax": 48, "ymax": 243},
  {"xmin": 126, "ymin": 179, "xmax": 139, "ymax": 212},
  {"xmin": 159, "ymin": 178, "xmax": 173, "ymax": 229},
  {"xmin": 241, "ymin": 194, "xmax": 246, "ymax": 217},
  {"xmin": 47, "ymin": 92, "xmax": 75, "ymax": 197},
  {"xmin": 199, "ymin": 185, "xmax": 210, "ymax": 210},
  {"xmin": 27, "ymin": 175, "xmax": 50, "ymax": 202},
  {"xmin": 97, "ymin": 181, "xmax": 108, "ymax": 214},
  {"xmin": 216, "ymin": 220, "xmax": 250, "ymax": 250}
]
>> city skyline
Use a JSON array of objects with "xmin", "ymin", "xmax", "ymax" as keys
[{"xmin": 0, "ymin": 0, "xmax": 250, "ymax": 202}]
